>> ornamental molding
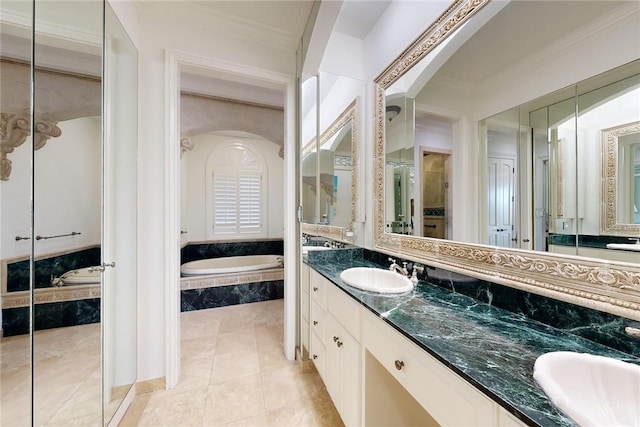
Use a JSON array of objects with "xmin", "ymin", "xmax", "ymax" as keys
[
  {"xmin": 373, "ymin": 0, "xmax": 640, "ymax": 321},
  {"xmin": 179, "ymin": 267, "xmax": 284, "ymax": 290},
  {"xmin": 1, "ymin": 112, "xmax": 63, "ymax": 180},
  {"xmin": 2, "ymin": 284, "xmax": 101, "ymax": 309},
  {"xmin": 180, "ymin": 137, "xmax": 194, "ymax": 157}
]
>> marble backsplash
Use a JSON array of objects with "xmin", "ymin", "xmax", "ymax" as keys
[{"xmin": 308, "ymin": 247, "xmax": 640, "ymax": 357}]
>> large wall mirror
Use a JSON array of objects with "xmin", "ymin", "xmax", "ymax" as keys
[
  {"xmin": 1, "ymin": 1, "xmax": 138, "ymax": 425},
  {"xmin": 301, "ymin": 71, "xmax": 363, "ymax": 244},
  {"xmin": 373, "ymin": 0, "xmax": 640, "ymax": 319}
]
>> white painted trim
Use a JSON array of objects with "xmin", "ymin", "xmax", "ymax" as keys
[
  {"xmin": 165, "ymin": 50, "xmax": 297, "ymax": 390},
  {"xmin": 283, "ymin": 78, "xmax": 297, "ymax": 361},
  {"xmin": 165, "ymin": 50, "xmax": 182, "ymax": 389}
]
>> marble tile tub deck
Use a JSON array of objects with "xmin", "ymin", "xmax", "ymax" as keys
[{"xmin": 306, "ymin": 248, "xmax": 640, "ymax": 427}]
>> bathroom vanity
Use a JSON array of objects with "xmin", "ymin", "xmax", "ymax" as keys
[{"xmin": 302, "ymin": 249, "xmax": 640, "ymax": 427}]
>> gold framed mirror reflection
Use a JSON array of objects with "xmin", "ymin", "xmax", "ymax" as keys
[
  {"xmin": 373, "ymin": 0, "xmax": 640, "ymax": 320},
  {"xmin": 602, "ymin": 121, "xmax": 640, "ymax": 236},
  {"xmin": 303, "ymin": 98, "xmax": 359, "ymax": 244}
]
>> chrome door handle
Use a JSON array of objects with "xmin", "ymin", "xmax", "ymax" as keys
[{"xmin": 88, "ymin": 262, "xmax": 116, "ymax": 272}]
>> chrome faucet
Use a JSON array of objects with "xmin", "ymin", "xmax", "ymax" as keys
[
  {"xmin": 411, "ymin": 263, "xmax": 424, "ymax": 284},
  {"xmin": 388, "ymin": 257, "xmax": 408, "ymax": 276}
]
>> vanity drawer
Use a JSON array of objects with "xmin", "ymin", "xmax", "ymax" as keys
[
  {"xmin": 309, "ymin": 269, "xmax": 327, "ymax": 309},
  {"xmin": 310, "ymin": 329, "xmax": 326, "ymax": 381},
  {"xmin": 362, "ymin": 310, "xmax": 495, "ymax": 427},
  {"xmin": 327, "ymin": 283, "xmax": 361, "ymax": 339},
  {"xmin": 310, "ymin": 300, "xmax": 326, "ymax": 340}
]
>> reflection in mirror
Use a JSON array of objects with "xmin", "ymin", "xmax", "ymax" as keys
[
  {"xmin": 378, "ymin": 0, "xmax": 639, "ymax": 262},
  {"xmin": 33, "ymin": 0, "xmax": 103, "ymax": 424},
  {"xmin": 305, "ymin": 71, "xmax": 363, "ymax": 243},
  {"xmin": 103, "ymin": 3, "xmax": 138, "ymax": 423},
  {"xmin": 318, "ymin": 103, "xmax": 355, "ymax": 229},
  {"xmin": 301, "ymin": 75, "xmax": 318, "ymax": 224},
  {"xmin": 1, "ymin": 0, "xmax": 32, "ymax": 424},
  {"xmin": 373, "ymin": 0, "xmax": 640, "ymax": 311},
  {"xmin": 614, "ymin": 124, "xmax": 640, "ymax": 225}
]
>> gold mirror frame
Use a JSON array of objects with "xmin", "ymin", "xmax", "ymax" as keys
[
  {"xmin": 303, "ymin": 98, "xmax": 359, "ymax": 243},
  {"xmin": 373, "ymin": 0, "xmax": 640, "ymax": 320},
  {"xmin": 601, "ymin": 121, "xmax": 640, "ymax": 235}
]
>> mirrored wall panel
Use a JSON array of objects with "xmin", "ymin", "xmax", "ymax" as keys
[
  {"xmin": 301, "ymin": 71, "xmax": 363, "ymax": 243},
  {"xmin": 1, "ymin": 0, "xmax": 33, "ymax": 424},
  {"xmin": 1, "ymin": 1, "xmax": 138, "ymax": 425},
  {"xmin": 373, "ymin": 0, "xmax": 640, "ymax": 315},
  {"xmin": 376, "ymin": 0, "xmax": 639, "ymax": 261}
]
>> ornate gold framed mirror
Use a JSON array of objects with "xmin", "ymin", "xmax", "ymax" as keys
[{"xmin": 373, "ymin": 0, "xmax": 640, "ymax": 320}]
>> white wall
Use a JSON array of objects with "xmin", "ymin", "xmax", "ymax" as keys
[
  {"xmin": 111, "ymin": 1, "xmax": 296, "ymax": 383},
  {"xmin": 184, "ymin": 133, "xmax": 284, "ymax": 242},
  {"xmin": 1, "ymin": 117, "xmax": 101, "ymax": 262}
]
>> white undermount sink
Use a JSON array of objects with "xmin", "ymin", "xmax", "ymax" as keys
[
  {"xmin": 606, "ymin": 243, "xmax": 640, "ymax": 251},
  {"xmin": 339, "ymin": 267, "xmax": 413, "ymax": 294},
  {"xmin": 533, "ymin": 351, "xmax": 640, "ymax": 427}
]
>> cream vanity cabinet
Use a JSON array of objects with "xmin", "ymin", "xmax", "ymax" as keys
[
  {"xmin": 362, "ymin": 309, "xmax": 529, "ymax": 427},
  {"xmin": 309, "ymin": 269, "xmax": 362, "ymax": 427},
  {"xmin": 300, "ymin": 262, "xmax": 310, "ymax": 356},
  {"xmin": 308, "ymin": 268, "xmax": 529, "ymax": 427}
]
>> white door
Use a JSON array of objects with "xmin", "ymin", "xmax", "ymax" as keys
[{"xmin": 488, "ymin": 157, "xmax": 515, "ymax": 248}]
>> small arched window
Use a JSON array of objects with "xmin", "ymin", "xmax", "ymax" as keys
[{"xmin": 206, "ymin": 142, "xmax": 267, "ymax": 238}]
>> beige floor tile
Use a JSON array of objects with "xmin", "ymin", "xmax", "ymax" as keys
[
  {"xmin": 136, "ymin": 387, "xmax": 208, "ymax": 427},
  {"xmin": 261, "ymin": 363, "xmax": 311, "ymax": 410},
  {"xmin": 215, "ymin": 330, "xmax": 257, "ymax": 354},
  {"xmin": 210, "ymin": 350, "xmax": 261, "ymax": 384},
  {"xmin": 202, "ymin": 374, "xmax": 266, "ymax": 426},
  {"xmin": 219, "ymin": 414, "xmax": 269, "ymax": 427},
  {"xmin": 182, "ymin": 336, "xmax": 217, "ymax": 362},
  {"xmin": 217, "ymin": 318, "xmax": 255, "ymax": 335},
  {"xmin": 170, "ymin": 355, "xmax": 214, "ymax": 394},
  {"xmin": 117, "ymin": 300, "xmax": 341, "ymax": 427}
]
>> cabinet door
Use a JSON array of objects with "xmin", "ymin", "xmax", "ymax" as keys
[{"xmin": 327, "ymin": 313, "xmax": 361, "ymax": 427}]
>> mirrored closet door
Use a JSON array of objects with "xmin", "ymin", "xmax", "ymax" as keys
[{"xmin": 1, "ymin": 1, "xmax": 137, "ymax": 425}]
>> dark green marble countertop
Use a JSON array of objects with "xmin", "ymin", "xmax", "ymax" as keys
[{"xmin": 305, "ymin": 256, "xmax": 640, "ymax": 427}]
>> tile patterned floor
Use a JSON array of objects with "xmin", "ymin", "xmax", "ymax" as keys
[
  {"xmin": 1, "ymin": 323, "xmax": 103, "ymax": 426},
  {"xmin": 120, "ymin": 299, "xmax": 344, "ymax": 426}
]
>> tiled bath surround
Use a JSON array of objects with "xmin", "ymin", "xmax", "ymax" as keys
[
  {"xmin": 2, "ymin": 246, "xmax": 102, "ymax": 336},
  {"xmin": 5, "ymin": 246, "xmax": 101, "ymax": 292},
  {"xmin": 180, "ymin": 239, "xmax": 285, "ymax": 312},
  {"xmin": 308, "ymin": 247, "xmax": 640, "ymax": 357},
  {"xmin": 2, "ymin": 299, "xmax": 100, "ymax": 336},
  {"xmin": 180, "ymin": 239, "xmax": 284, "ymax": 264}
]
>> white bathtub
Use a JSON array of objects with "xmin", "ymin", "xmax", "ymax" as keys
[
  {"xmin": 180, "ymin": 255, "xmax": 284, "ymax": 276},
  {"xmin": 53, "ymin": 267, "xmax": 101, "ymax": 286}
]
